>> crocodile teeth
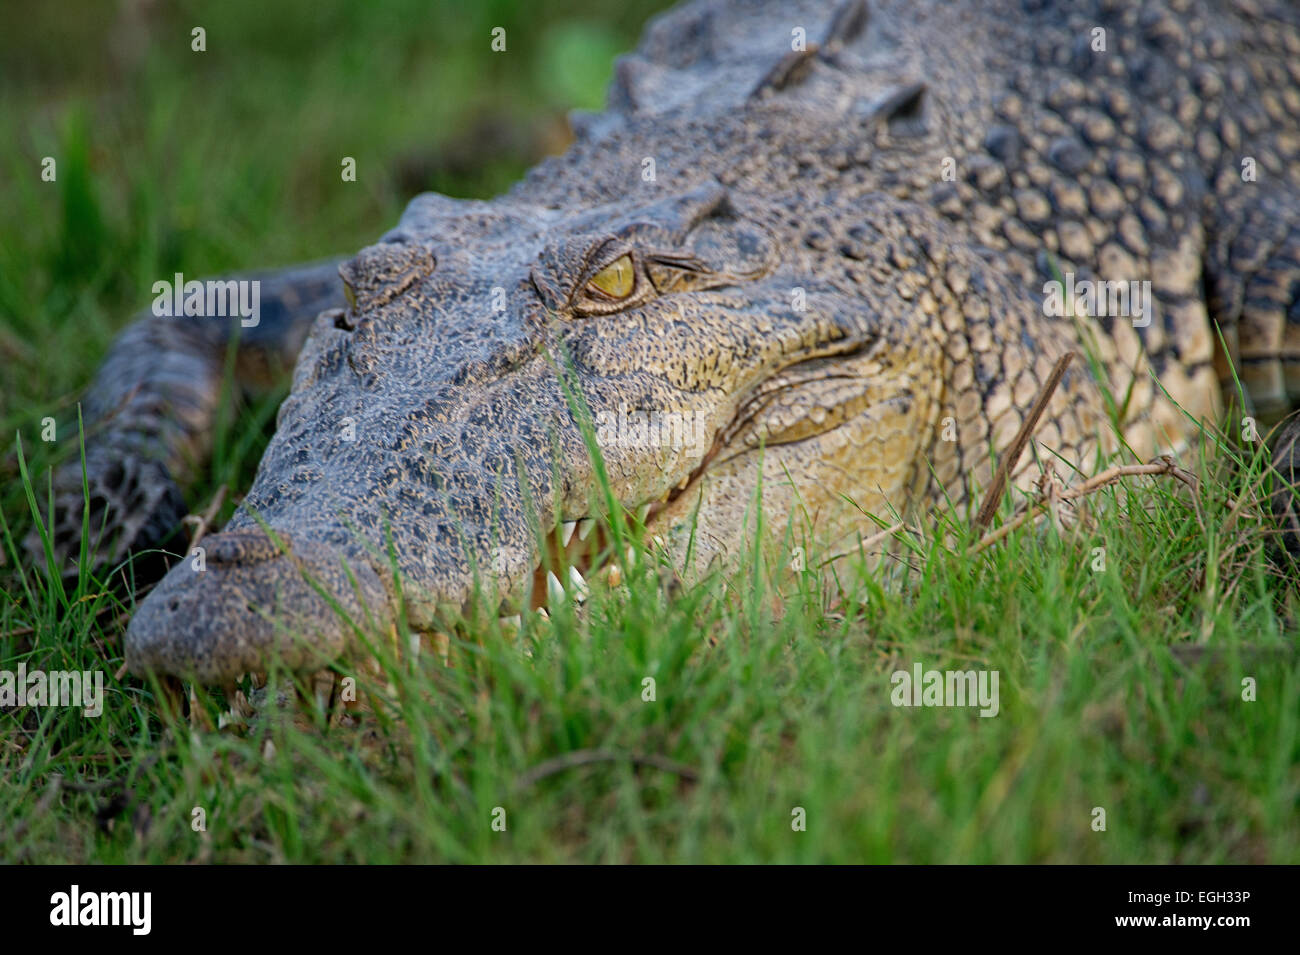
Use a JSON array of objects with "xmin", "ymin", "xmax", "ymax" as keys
[
  {"xmin": 547, "ymin": 570, "xmax": 566, "ymax": 604},
  {"xmin": 432, "ymin": 630, "xmax": 451, "ymax": 665},
  {"xmin": 636, "ymin": 503, "xmax": 651, "ymax": 523},
  {"xmin": 232, "ymin": 688, "xmax": 255, "ymax": 719},
  {"xmin": 678, "ymin": 475, "xmax": 691, "ymax": 491},
  {"xmin": 560, "ymin": 521, "xmax": 576, "ymax": 546},
  {"xmin": 569, "ymin": 565, "xmax": 589, "ymax": 602},
  {"xmin": 188, "ymin": 684, "xmax": 213, "ymax": 730},
  {"xmin": 499, "ymin": 613, "xmax": 522, "ymax": 634},
  {"xmin": 312, "ymin": 670, "xmax": 335, "ymax": 711},
  {"xmin": 535, "ymin": 607, "xmax": 549, "ymax": 620},
  {"xmin": 606, "ymin": 564, "xmax": 623, "ymax": 587},
  {"xmin": 577, "ymin": 518, "xmax": 596, "ymax": 541}
]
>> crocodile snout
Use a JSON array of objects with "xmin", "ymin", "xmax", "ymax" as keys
[{"xmin": 124, "ymin": 528, "xmax": 391, "ymax": 684}]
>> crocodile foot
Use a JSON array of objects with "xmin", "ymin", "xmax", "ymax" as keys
[{"xmin": 27, "ymin": 450, "xmax": 186, "ymax": 581}]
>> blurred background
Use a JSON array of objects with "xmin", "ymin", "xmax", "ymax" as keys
[{"xmin": 0, "ymin": 0, "xmax": 672, "ymax": 538}]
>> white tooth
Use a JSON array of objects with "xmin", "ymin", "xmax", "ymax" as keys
[
  {"xmin": 432, "ymin": 631, "xmax": 451, "ymax": 666},
  {"xmin": 500, "ymin": 613, "xmax": 522, "ymax": 632},
  {"xmin": 307, "ymin": 669, "xmax": 336, "ymax": 713},
  {"xmin": 560, "ymin": 521, "xmax": 576, "ymax": 546},
  {"xmin": 637, "ymin": 503, "xmax": 651, "ymax": 523},
  {"xmin": 625, "ymin": 547, "xmax": 637, "ymax": 566},
  {"xmin": 577, "ymin": 518, "xmax": 595, "ymax": 541},
  {"xmin": 678, "ymin": 476, "xmax": 691, "ymax": 491},
  {"xmin": 606, "ymin": 564, "xmax": 623, "ymax": 588},
  {"xmin": 187, "ymin": 685, "xmax": 210, "ymax": 730},
  {"xmin": 536, "ymin": 607, "xmax": 550, "ymax": 620},
  {"xmin": 232, "ymin": 689, "xmax": 255, "ymax": 719},
  {"xmin": 568, "ymin": 566, "xmax": 589, "ymax": 602},
  {"xmin": 547, "ymin": 570, "xmax": 566, "ymax": 604}
]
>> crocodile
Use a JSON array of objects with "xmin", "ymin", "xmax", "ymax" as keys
[{"xmin": 33, "ymin": 0, "xmax": 1300, "ymax": 685}]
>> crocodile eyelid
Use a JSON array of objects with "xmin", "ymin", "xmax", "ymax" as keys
[
  {"xmin": 579, "ymin": 240, "xmax": 635, "ymax": 282},
  {"xmin": 646, "ymin": 252, "xmax": 708, "ymax": 273}
]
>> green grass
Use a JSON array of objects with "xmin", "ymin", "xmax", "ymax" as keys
[
  {"xmin": 3, "ymin": 0, "xmax": 1299, "ymax": 864},
  {"xmin": 4, "ymin": 421, "xmax": 1299, "ymax": 862}
]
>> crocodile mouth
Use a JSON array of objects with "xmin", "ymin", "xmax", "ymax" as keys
[
  {"xmin": 191, "ymin": 491, "xmax": 703, "ymax": 728},
  {"xmin": 516, "ymin": 343, "xmax": 877, "ymax": 621},
  {"xmin": 135, "ymin": 344, "xmax": 865, "ymax": 710},
  {"xmin": 522, "ymin": 440, "xmax": 720, "ymax": 617},
  {"xmin": 519, "ymin": 357, "xmax": 856, "ymax": 620}
]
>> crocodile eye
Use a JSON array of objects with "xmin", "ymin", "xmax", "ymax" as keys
[{"xmin": 585, "ymin": 254, "xmax": 635, "ymax": 300}]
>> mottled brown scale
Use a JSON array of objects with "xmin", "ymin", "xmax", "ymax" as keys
[{"xmin": 34, "ymin": 0, "xmax": 1300, "ymax": 682}]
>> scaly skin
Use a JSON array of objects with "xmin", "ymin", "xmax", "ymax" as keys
[{"xmin": 33, "ymin": 0, "xmax": 1300, "ymax": 683}]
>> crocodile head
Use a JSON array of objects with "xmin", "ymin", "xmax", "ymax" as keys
[{"xmin": 124, "ymin": 177, "xmax": 953, "ymax": 683}]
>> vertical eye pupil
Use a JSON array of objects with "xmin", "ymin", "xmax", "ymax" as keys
[{"xmin": 587, "ymin": 254, "xmax": 635, "ymax": 299}]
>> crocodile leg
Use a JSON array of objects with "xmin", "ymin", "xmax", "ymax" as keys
[
  {"xmin": 1206, "ymin": 193, "xmax": 1300, "ymax": 426},
  {"xmin": 1246, "ymin": 215, "xmax": 1300, "ymax": 558},
  {"xmin": 32, "ymin": 258, "xmax": 346, "ymax": 579},
  {"xmin": 1203, "ymin": 186, "xmax": 1300, "ymax": 558}
]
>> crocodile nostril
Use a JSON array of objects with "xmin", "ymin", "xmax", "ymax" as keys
[{"xmin": 330, "ymin": 307, "xmax": 357, "ymax": 332}]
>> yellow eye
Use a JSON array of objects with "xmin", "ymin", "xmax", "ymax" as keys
[{"xmin": 586, "ymin": 254, "xmax": 635, "ymax": 299}]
